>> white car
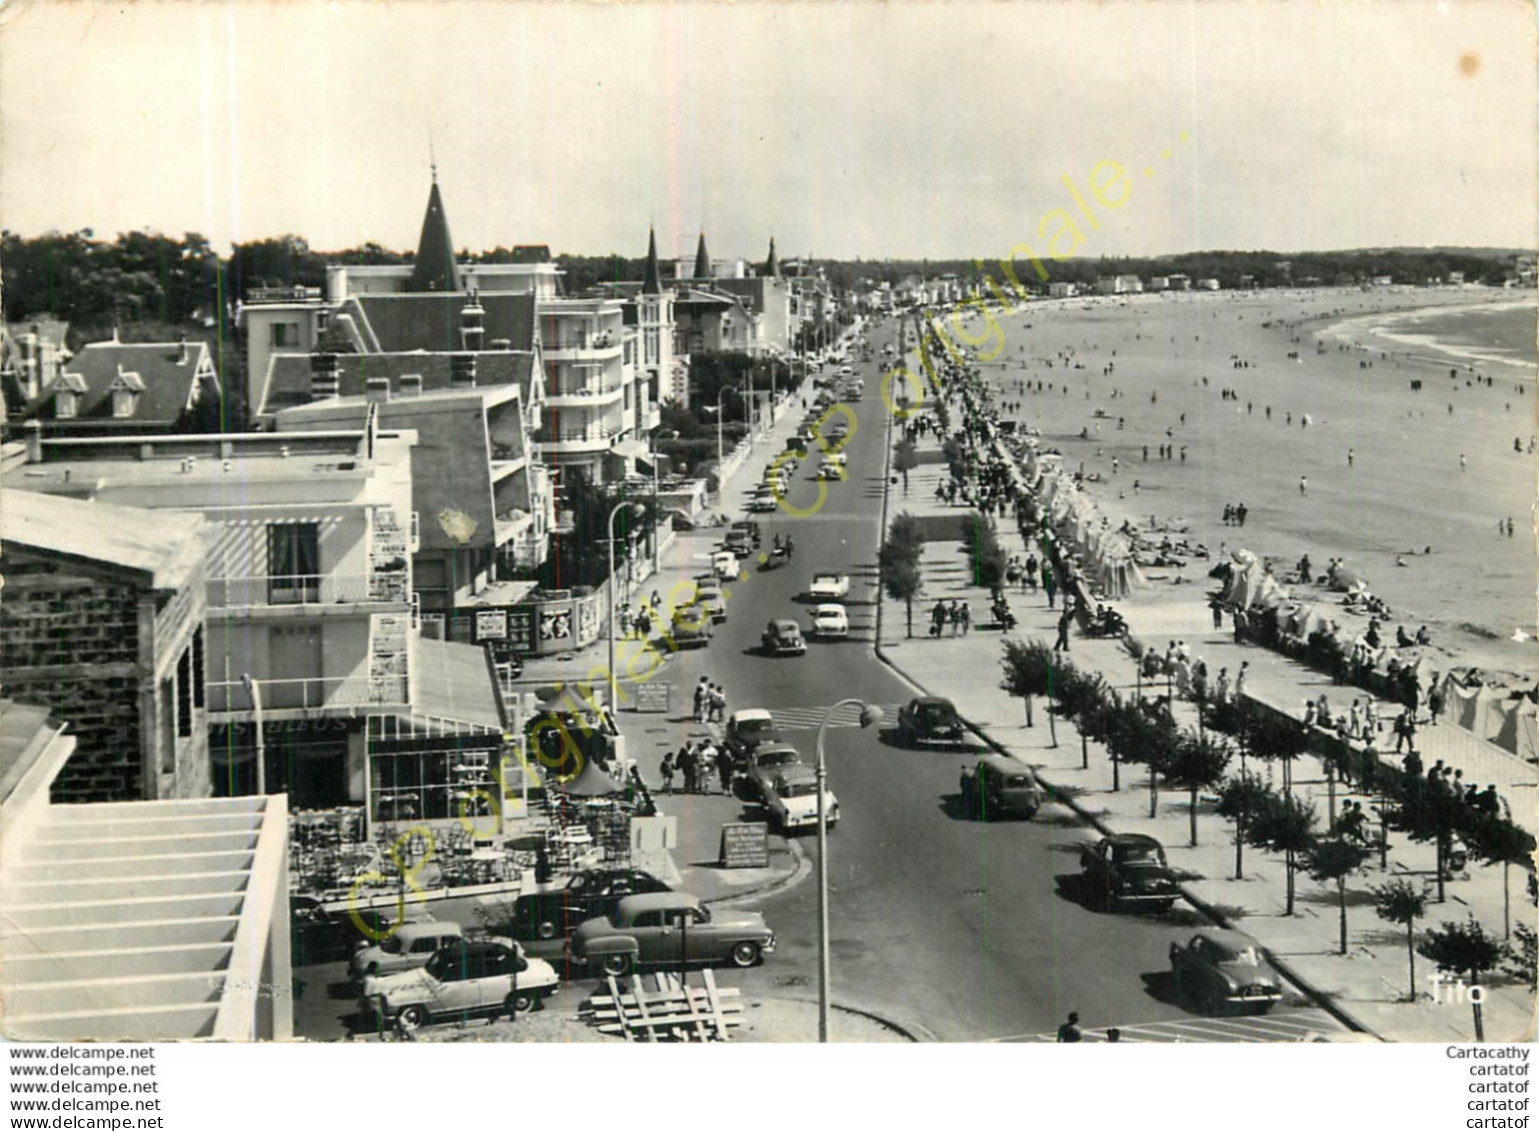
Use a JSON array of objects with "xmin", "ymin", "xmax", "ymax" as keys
[
  {"xmin": 763, "ymin": 765, "xmax": 839, "ymax": 832},
  {"xmin": 810, "ymin": 603, "xmax": 850, "ymax": 638},
  {"xmin": 712, "ymin": 551, "xmax": 740, "ymax": 580},
  {"xmin": 816, "ymin": 460, "xmax": 847, "ymax": 481},
  {"xmin": 359, "ymin": 940, "xmax": 559, "ymax": 1032},
  {"xmin": 808, "ymin": 572, "xmax": 850, "ymax": 600}
]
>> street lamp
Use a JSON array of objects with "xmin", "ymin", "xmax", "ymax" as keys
[
  {"xmin": 814, "ymin": 697, "xmax": 883, "ymax": 1042},
  {"xmin": 701, "ymin": 384, "xmax": 741, "ymax": 495},
  {"xmin": 606, "ymin": 500, "xmax": 645, "ymax": 709}
]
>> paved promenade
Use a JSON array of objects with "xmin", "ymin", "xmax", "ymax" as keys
[{"xmin": 876, "ymin": 426, "xmax": 1536, "ymax": 1043}]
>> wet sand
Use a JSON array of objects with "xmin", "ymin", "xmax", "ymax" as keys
[{"xmin": 967, "ymin": 287, "xmax": 1537, "ymax": 678}]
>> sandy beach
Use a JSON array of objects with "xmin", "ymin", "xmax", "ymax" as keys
[{"xmin": 965, "ymin": 287, "xmax": 1537, "ymax": 679}]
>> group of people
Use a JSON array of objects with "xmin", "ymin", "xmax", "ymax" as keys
[
  {"xmin": 658, "ymin": 739, "xmax": 732, "ymax": 796},
  {"xmin": 692, "ymin": 676, "xmax": 728, "ymax": 724},
  {"xmin": 930, "ymin": 599, "xmax": 972, "ymax": 636},
  {"xmin": 1220, "ymin": 502, "xmax": 1250, "ymax": 526}
]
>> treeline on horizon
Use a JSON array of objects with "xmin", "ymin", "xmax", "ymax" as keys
[{"xmin": 2, "ymin": 228, "xmax": 1526, "ymax": 337}]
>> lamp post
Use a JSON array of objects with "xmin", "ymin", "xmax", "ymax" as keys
[
  {"xmin": 814, "ymin": 698, "xmax": 883, "ymax": 1042},
  {"xmin": 241, "ymin": 673, "xmax": 266, "ymax": 796},
  {"xmin": 606, "ymin": 501, "xmax": 642, "ymax": 710}
]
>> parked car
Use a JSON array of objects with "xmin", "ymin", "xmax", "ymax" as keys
[
  {"xmin": 807, "ymin": 572, "xmax": 850, "ymax": 600},
  {"xmin": 496, "ymin": 867, "xmax": 672, "ymax": 941},
  {"xmin": 815, "ymin": 460, "xmax": 847, "ymax": 481},
  {"xmin": 725, "ymin": 709, "xmax": 781, "ymax": 761},
  {"xmin": 960, "ymin": 754, "xmax": 1044, "ymax": 820},
  {"xmin": 723, "ymin": 529, "xmax": 754, "ymax": 557},
  {"xmin": 747, "ymin": 742, "xmax": 805, "ymax": 799},
  {"xmin": 746, "ymin": 495, "xmax": 778, "ymax": 513},
  {"xmin": 694, "ymin": 578, "xmax": 728, "ymax": 623},
  {"xmin": 290, "ymin": 901, "xmax": 436, "ymax": 967},
  {"xmin": 762, "ymin": 764, "xmax": 839, "ymax": 833},
  {"xmin": 896, "ymin": 696, "xmax": 965, "ymax": 747},
  {"xmin": 809, "ymin": 603, "xmax": 850, "ymax": 638},
  {"xmin": 350, "ymin": 920, "xmax": 466, "ymax": 983},
  {"xmin": 730, "ymin": 520, "xmax": 762, "ymax": 546},
  {"xmin": 669, "ymin": 603, "xmax": 714, "ymax": 648},
  {"xmin": 761, "ymin": 619, "xmax": 807, "ymax": 657},
  {"xmin": 712, "ymin": 551, "xmax": 739, "ymax": 580},
  {"xmin": 1079, "ymin": 834, "xmax": 1180, "ymax": 913},
  {"xmin": 1169, "ymin": 931, "xmax": 1283, "ymax": 1014},
  {"xmin": 359, "ymin": 940, "xmax": 559, "ymax": 1032},
  {"xmin": 568, "ymin": 893, "xmax": 776, "ymax": 975}
]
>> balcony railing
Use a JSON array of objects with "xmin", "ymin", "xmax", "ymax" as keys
[
  {"xmin": 544, "ymin": 332, "xmax": 618, "ymax": 352},
  {"xmin": 208, "ymin": 674, "xmax": 409, "ymax": 714},
  {"xmin": 536, "ymin": 424, "xmax": 618, "ymax": 445},
  {"xmin": 207, "ymin": 571, "xmax": 410, "ymax": 610}
]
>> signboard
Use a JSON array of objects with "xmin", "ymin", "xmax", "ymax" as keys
[
  {"xmin": 475, "ymin": 609, "xmax": 508, "ymax": 641},
  {"xmin": 718, "ymin": 822, "xmax": 770, "ymax": 869},
  {"xmin": 635, "ymin": 681, "xmax": 671, "ymax": 714}
]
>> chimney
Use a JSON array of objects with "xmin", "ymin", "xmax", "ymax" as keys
[
  {"xmin": 309, "ymin": 352, "xmax": 341, "ymax": 400},
  {"xmin": 449, "ymin": 352, "xmax": 477, "ymax": 388},
  {"xmin": 489, "ymin": 338, "xmax": 512, "ymax": 351},
  {"xmin": 315, "ymin": 307, "xmax": 331, "ymax": 337},
  {"xmin": 399, "ymin": 373, "xmax": 423, "ymax": 399},
  {"xmin": 24, "ymin": 420, "xmax": 43, "ymax": 463},
  {"xmin": 177, "ymin": 332, "xmax": 189, "ymax": 365},
  {"xmin": 365, "ymin": 376, "xmax": 391, "ymax": 405},
  {"xmin": 460, "ymin": 294, "xmax": 486, "ymax": 352}
]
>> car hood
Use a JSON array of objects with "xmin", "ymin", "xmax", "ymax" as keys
[
  {"xmin": 778, "ymin": 792, "xmax": 835, "ymax": 817},
  {"xmin": 361, "ymin": 966, "xmax": 433, "ymax": 998},
  {"xmin": 706, "ymin": 909, "xmax": 770, "ymax": 932}
]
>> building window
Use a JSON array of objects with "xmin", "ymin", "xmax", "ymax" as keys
[
  {"xmin": 111, "ymin": 388, "xmax": 136, "ymax": 418},
  {"xmin": 192, "ymin": 626, "xmax": 205, "ymax": 709},
  {"xmin": 176, "ymin": 647, "xmax": 193, "ymax": 738},
  {"xmin": 54, "ymin": 390, "xmax": 78, "ymax": 418},
  {"xmin": 270, "ymin": 322, "xmax": 301, "ymax": 348},
  {"xmin": 161, "ymin": 677, "xmax": 177, "ymax": 774},
  {"xmin": 268, "ymin": 523, "xmax": 320, "ymax": 604}
]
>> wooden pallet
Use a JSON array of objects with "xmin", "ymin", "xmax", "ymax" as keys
[{"xmin": 583, "ymin": 970, "xmax": 743, "ymax": 1041}]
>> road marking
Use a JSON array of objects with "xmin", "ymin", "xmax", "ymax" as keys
[{"xmin": 996, "ymin": 1009, "xmax": 1342, "ymax": 1043}]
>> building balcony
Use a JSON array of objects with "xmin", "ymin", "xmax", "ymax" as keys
[
  {"xmin": 208, "ymin": 674, "xmax": 409, "ymax": 718},
  {"xmin": 206, "ymin": 571, "xmax": 412, "ymax": 614},
  {"xmin": 543, "ymin": 336, "xmax": 622, "ymax": 363},
  {"xmin": 544, "ymin": 380, "xmax": 623, "ymax": 407},
  {"xmin": 535, "ymin": 424, "xmax": 619, "ymax": 453}
]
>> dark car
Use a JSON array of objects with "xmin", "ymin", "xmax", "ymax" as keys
[
  {"xmin": 761, "ymin": 619, "xmax": 807, "ymax": 657},
  {"xmin": 730, "ymin": 520, "xmax": 762, "ymax": 547},
  {"xmin": 724, "ymin": 709, "xmax": 782, "ymax": 762},
  {"xmin": 1079, "ymin": 834, "xmax": 1180, "ymax": 912},
  {"xmin": 960, "ymin": 754, "xmax": 1045, "ymax": 820},
  {"xmin": 289, "ymin": 900, "xmax": 434, "ymax": 967},
  {"xmin": 568, "ymin": 893, "xmax": 776, "ymax": 976},
  {"xmin": 499, "ymin": 867, "xmax": 671, "ymax": 941},
  {"xmin": 669, "ymin": 603, "xmax": 713, "ymax": 648},
  {"xmin": 1170, "ymin": 931, "xmax": 1284, "ymax": 1015},
  {"xmin": 895, "ymin": 696, "xmax": 966, "ymax": 747},
  {"xmin": 723, "ymin": 529, "xmax": 755, "ymax": 557}
]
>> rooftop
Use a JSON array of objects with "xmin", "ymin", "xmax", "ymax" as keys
[{"xmin": 1, "ymin": 486, "xmax": 207, "ymax": 590}]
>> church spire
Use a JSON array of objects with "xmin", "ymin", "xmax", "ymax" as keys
[
  {"xmin": 765, "ymin": 237, "xmax": 780, "ymax": 278},
  {"xmin": 693, "ymin": 232, "xmax": 711, "ymax": 280},
  {"xmin": 408, "ymin": 176, "xmax": 462, "ymax": 293},
  {"xmin": 641, "ymin": 226, "xmax": 663, "ymax": 295}
]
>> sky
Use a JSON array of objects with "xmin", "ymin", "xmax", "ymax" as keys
[{"xmin": 1, "ymin": 1, "xmax": 1534, "ymax": 261}]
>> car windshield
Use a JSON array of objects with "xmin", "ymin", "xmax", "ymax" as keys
[
  {"xmin": 739, "ymin": 719, "xmax": 776, "ymax": 739},
  {"xmin": 814, "ymin": 574, "xmax": 839, "ymax": 585},
  {"xmin": 1113, "ymin": 843, "xmax": 1165, "ymax": 865},
  {"xmin": 921, "ymin": 703, "xmax": 956, "ymax": 725},
  {"xmin": 378, "ymin": 936, "xmax": 404, "ymax": 955},
  {"xmin": 1215, "ymin": 943, "xmax": 1262, "ymax": 966},
  {"xmin": 779, "ymin": 781, "xmax": 818, "ymax": 799},
  {"xmin": 759, "ymin": 750, "xmax": 798, "ymax": 767}
]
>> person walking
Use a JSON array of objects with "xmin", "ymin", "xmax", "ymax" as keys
[
  {"xmin": 959, "ymin": 603, "xmax": 971, "ymax": 635},
  {"xmin": 709, "ymin": 683, "xmax": 727, "ymax": 724},
  {"xmin": 931, "ymin": 600, "xmax": 947, "ymax": 638},
  {"xmin": 1056, "ymin": 1012, "xmax": 1083, "ymax": 1043},
  {"xmin": 659, "ymin": 751, "xmax": 676, "ymax": 795},
  {"xmin": 680, "ymin": 744, "xmax": 698, "ymax": 794},
  {"xmin": 1394, "ymin": 710, "xmax": 1417, "ymax": 755},
  {"xmin": 693, "ymin": 677, "xmax": 709, "ymax": 724},
  {"xmin": 1054, "ymin": 607, "xmax": 1073, "ymax": 652},
  {"xmin": 1025, "ymin": 552, "xmax": 1039, "ymax": 592},
  {"xmin": 1210, "ymin": 597, "xmax": 1223, "ymax": 631},
  {"xmin": 1299, "ymin": 475, "xmax": 1307, "ymax": 495},
  {"xmin": 719, "ymin": 756, "xmax": 735, "ymax": 797},
  {"xmin": 1043, "ymin": 566, "xmax": 1057, "ymax": 609}
]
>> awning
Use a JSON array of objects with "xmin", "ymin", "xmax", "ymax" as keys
[
  {"xmin": 412, "ymin": 637, "xmax": 505, "ymax": 731},
  {"xmin": 610, "ymin": 439, "xmax": 648, "ymax": 461}
]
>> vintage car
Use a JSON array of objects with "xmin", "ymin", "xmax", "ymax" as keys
[
  {"xmin": 1079, "ymin": 834, "xmax": 1181, "ymax": 913},
  {"xmin": 762, "ymin": 618, "xmax": 807, "ymax": 657},
  {"xmin": 960, "ymin": 754, "xmax": 1045, "ymax": 820},
  {"xmin": 809, "ymin": 603, "xmax": 850, "ymax": 638},
  {"xmin": 350, "ymin": 920, "xmax": 466, "ymax": 983},
  {"xmin": 669, "ymin": 603, "xmax": 714, "ymax": 648},
  {"xmin": 895, "ymin": 696, "xmax": 965, "ymax": 747},
  {"xmin": 745, "ymin": 495, "xmax": 779, "ymax": 513},
  {"xmin": 290, "ymin": 901, "xmax": 436, "ymax": 968},
  {"xmin": 807, "ymin": 572, "xmax": 851, "ymax": 600},
  {"xmin": 723, "ymin": 528, "xmax": 755, "ymax": 557},
  {"xmin": 763, "ymin": 764, "xmax": 839, "ymax": 833},
  {"xmin": 711, "ymin": 551, "xmax": 740, "ymax": 580},
  {"xmin": 815, "ymin": 460, "xmax": 847, "ymax": 481},
  {"xmin": 497, "ymin": 867, "xmax": 671, "ymax": 941},
  {"xmin": 724, "ymin": 708, "xmax": 782, "ymax": 761},
  {"xmin": 359, "ymin": 940, "xmax": 560, "ymax": 1032},
  {"xmin": 568, "ymin": 893, "xmax": 776, "ymax": 975},
  {"xmin": 694, "ymin": 578, "xmax": 728, "ymax": 623},
  {"xmin": 747, "ymin": 742, "xmax": 805, "ymax": 800},
  {"xmin": 1169, "ymin": 931, "xmax": 1283, "ymax": 1015},
  {"xmin": 730, "ymin": 519, "xmax": 762, "ymax": 545}
]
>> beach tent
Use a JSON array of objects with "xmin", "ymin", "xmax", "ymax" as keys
[
  {"xmin": 551, "ymin": 756, "xmax": 624, "ymax": 797},
  {"xmin": 1443, "ymin": 677, "xmax": 1493, "ymax": 735},
  {"xmin": 1485, "ymin": 697, "xmax": 1539, "ymax": 761}
]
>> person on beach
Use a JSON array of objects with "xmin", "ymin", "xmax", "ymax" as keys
[
  {"xmin": 1299, "ymin": 476, "xmax": 1307, "ymax": 495},
  {"xmin": 1347, "ymin": 448, "xmax": 1355, "ymax": 467}
]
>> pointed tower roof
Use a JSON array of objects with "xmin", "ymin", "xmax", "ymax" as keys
[
  {"xmin": 693, "ymin": 233, "xmax": 711, "ymax": 280},
  {"xmin": 408, "ymin": 175, "xmax": 462, "ymax": 293},
  {"xmin": 765, "ymin": 237, "xmax": 780, "ymax": 278},
  {"xmin": 641, "ymin": 227, "xmax": 663, "ymax": 295}
]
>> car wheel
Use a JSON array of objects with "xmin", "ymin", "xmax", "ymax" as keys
[
  {"xmin": 729, "ymin": 941, "xmax": 762, "ymax": 968},
  {"xmin": 507, "ymin": 989, "xmax": 540, "ymax": 1016},
  {"xmin": 396, "ymin": 1005, "xmax": 428, "ymax": 1033},
  {"xmin": 1154, "ymin": 899, "xmax": 1175, "ymax": 914},
  {"xmin": 536, "ymin": 919, "xmax": 559, "ymax": 941},
  {"xmin": 600, "ymin": 953, "xmax": 634, "ymax": 978}
]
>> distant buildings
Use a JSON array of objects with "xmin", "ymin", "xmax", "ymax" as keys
[
  {"xmin": 1048, "ymin": 281, "xmax": 1079, "ymax": 298},
  {"xmin": 1095, "ymin": 275, "xmax": 1144, "ymax": 295}
]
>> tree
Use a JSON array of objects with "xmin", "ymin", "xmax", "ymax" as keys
[
  {"xmin": 1305, "ymin": 836, "xmax": 1373, "ymax": 955},
  {"xmin": 1504, "ymin": 923, "xmax": 1537, "ymax": 994},
  {"xmin": 1248, "ymin": 709, "xmax": 1309, "ymax": 794},
  {"xmin": 1162, "ymin": 732, "xmax": 1233, "ymax": 847},
  {"xmin": 1248, "ymin": 791, "xmax": 1317, "ymax": 915},
  {"xmin": 960, "ymin": 512, "xmax": 1007, "ymax": 592},
  {"xmin": 1052, "ymin": 665, "xmax": 1110, "ymax": 771},
  {"xmin": 1373, "ymin": 879, "xmax": 1429, "ymax": 1001},
  {"xmin": 1419, "ymin": 916, "xmax": 1508, "ymax": 1040},
  {"xmin": 880, "ymin": 547, "xmax": 923, "ymax": 638},
  {"xmin": 1216, "ymin": 772, "xmax": 1272, "ymax": 880},
  {"xmin": 1101, "ymin": 700, "xmax": 1178, "ymax": 817},
  {"xmin": 892, "ymin": 438, "xmax": 919, "ymax": 495},
  {"xmin": 1463, "ymin": 814, "xmax": 1537, "ymax": 939},
  {"xmin": 1000, "ymin": 638, "xmax": 1056, "ymax": 743}
]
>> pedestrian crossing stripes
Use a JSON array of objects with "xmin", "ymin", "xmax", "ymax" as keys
[
  {"xmin": 1000, "ymin": 1009, "xmax": 1346, "ymax": 1044},
  {"xmin": 766, "ymin": 703, "xmax": 906, "ymax": 731}
]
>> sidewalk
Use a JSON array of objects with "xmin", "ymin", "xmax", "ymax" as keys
[{"xmin": 877, "ymin": 424, "xmax": 1536, "ymax": 1043}]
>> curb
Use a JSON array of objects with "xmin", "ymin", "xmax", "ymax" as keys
[
  {"xmin": 865, "ymin": 396, "xmax": 1384, "ymax": 1041},
  {"xmin": 759, "ymin": 991, "xmax": 933, "ymax": 1043},
  {"xmin": 701, "ymin": 833, "xmax": 812, "ymax": 909}
]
